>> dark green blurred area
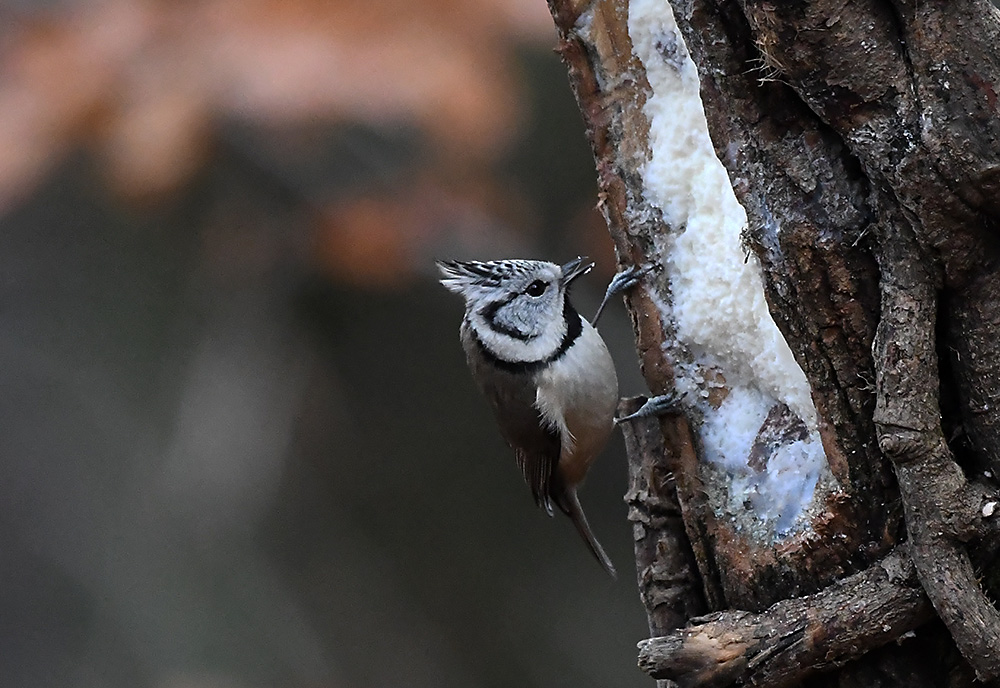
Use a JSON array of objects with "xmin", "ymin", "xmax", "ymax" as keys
[{"xmin": 0, "ymin": 38, "xmax": 651, "ymax": 688}]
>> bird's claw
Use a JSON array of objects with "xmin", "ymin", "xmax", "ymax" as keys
[
  {"xmin": 592, "ymin": 263, "xmax": 659, "ymax": 326},
  {"xmin": 615, "ymin": 391, "xmax": 683, "ymax": 424}
]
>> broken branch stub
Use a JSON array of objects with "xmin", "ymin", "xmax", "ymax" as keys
[{"xmin": 637, "ymin": 547, "xmax": 932, "ymax": 688}]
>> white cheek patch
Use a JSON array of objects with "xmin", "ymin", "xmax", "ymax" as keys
[
  {"xmin": 486, "ymin": 297, "xmax": 538, "ymax": 339},
  {"xmin": 470, "ymin": 310, "xmax": 567, "ymax": 364}
]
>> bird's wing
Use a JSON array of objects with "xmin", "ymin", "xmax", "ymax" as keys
[
  {"xmin": 461, "ymin": 326, "xmax": 562, "ymax": 513},
  {"xmin": 513, "ymin": 439, "xmax": 560, "ymax": 515},
  {"xmin": 481, "ymin": 374, "xmax": 562, "ymax": 516}
]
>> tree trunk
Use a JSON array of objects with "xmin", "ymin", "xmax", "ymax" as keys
[{"xmin": 544, "ymin": 0, "xmax": 1000, "ymax": 685}]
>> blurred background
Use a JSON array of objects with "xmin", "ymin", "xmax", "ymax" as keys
[{"xmin": 0, "ymin": 1, "xmax": 652, "ymax": 686}]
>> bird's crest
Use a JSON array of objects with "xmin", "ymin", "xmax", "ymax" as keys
[{"xmin": 436, "ymin": 259, "xmax": 535, "ymax": 294}]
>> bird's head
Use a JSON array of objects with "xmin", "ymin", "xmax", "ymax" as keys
[{"xmin": 437, "ymin": 257, "xmax": 592, "ymax": 361}]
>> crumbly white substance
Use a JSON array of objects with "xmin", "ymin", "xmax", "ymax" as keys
[{"xmin": 628, "ymin": 0, "xmax": 831, "ymax": 538}]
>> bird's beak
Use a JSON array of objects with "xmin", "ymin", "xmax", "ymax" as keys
[{"xmin": 561, "ymin": 256, "xmax": 594, "ymax": 286}]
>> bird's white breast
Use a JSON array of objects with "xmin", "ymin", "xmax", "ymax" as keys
[{"xmin": 534, "ymin": 319, "xmax": 618, "ymax": 480}]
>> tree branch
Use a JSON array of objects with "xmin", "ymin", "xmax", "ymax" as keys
[
  {"xmin": 873, "ymin": 213, "xmax": 1000, "ymax": 680},
  {"xmin": 637, "ymin": 547, "xmax": 933, "ymax": 688}
]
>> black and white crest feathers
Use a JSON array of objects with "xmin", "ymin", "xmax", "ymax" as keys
[{"xmin": 436, "ymin": 259, "xmax": 540, "ymax": 294}]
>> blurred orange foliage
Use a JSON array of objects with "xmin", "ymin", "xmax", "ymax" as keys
[
  {"xmin": 0, "ymin": 0, "xmax": 553, "ymax": 208},
  {"xmin": 315, "ymin": 169, "xmax": 544, "ymax": 288}
]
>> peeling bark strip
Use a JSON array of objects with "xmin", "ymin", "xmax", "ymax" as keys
[
  {"xmin": 621, "ymin": 396, "xmax": 707, "ymax": 635},
  {"xmin": 546, "ymin": 0, "xmax": 1000, "ymax": 683},
  {"xmin": 637, "ymin": 547, "xmax": 933, "ymax": 688}
]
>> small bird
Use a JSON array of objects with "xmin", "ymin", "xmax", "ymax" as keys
[{"xmin": 437, "ymin": 257, "xmax": 620, "ymax": 577}]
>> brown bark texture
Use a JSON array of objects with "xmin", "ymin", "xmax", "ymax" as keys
[{"xmin": 545, "ymin": 0, "xmax": 1000, "ymax": 685}]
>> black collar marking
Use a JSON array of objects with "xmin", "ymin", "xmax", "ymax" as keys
[{"xmin": 472, "ymin": 298, "xmax": 583, "ymax": 375}]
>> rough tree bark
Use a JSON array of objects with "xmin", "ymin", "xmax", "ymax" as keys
[{"xmin": 545, "ymin": 0, "xmax": 1000, "ymax": 685}]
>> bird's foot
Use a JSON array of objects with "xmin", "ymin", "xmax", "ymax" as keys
[
  {"xmin": 592, "ymin": 263, "xmax": 659, "ymax": 326},
  {"xmin": 615, "ymin": 391, "xmax": 683, "ymax": 424}
]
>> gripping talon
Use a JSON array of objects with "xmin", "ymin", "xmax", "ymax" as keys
[
  {"xmin": 615, "ymin": 391, "xmax": 683, "ymax": 424},
  {"xmin": 592, "ymin": 263, "xmax": 658, "ymax": 326}
]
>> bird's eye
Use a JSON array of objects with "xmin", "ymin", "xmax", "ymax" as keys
[{"xmin": 525, "ymin": 280, "xmax": 548, "ymax": 297}]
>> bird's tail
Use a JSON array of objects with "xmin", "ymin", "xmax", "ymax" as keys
[{"xmin": 557, "ymin": 487, "xmax": 617, "ymax": 579}]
